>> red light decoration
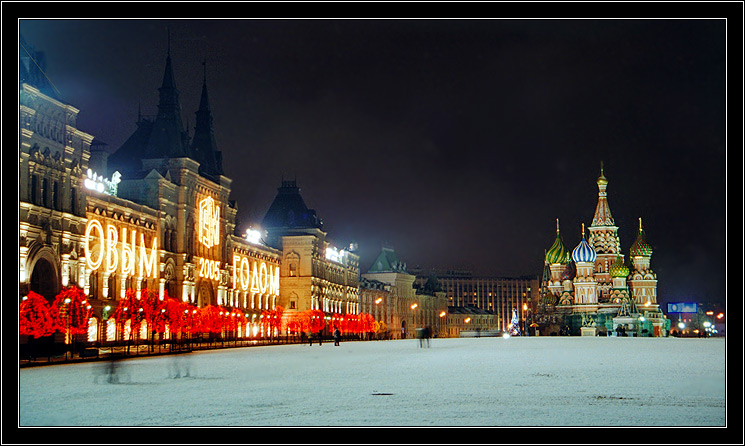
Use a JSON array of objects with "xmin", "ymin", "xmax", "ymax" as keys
[
  {"xmin": 51, "ymin": 286, "xmax": 93, "ymax": 336},
  {"xmin": 19, "ymin": 291, "xmax": 56, "ymax": 338}
]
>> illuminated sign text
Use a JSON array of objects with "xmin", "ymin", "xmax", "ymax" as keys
[
  {"xmin": 232, "ymin": 252, "xmax": 279, "ymax": 295},
  {"xmin": 84, "ymin": 219, "xmax": 158, "ymax": 278}
]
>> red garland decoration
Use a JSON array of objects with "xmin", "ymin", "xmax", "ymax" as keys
[{"xmin": 20, "ymin": 291, "xmax": 56, "ymax": 338}]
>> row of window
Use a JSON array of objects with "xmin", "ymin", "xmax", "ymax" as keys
[{"xmin": 28, "ymin": 174, "xmax": 78, "ymax": 215}]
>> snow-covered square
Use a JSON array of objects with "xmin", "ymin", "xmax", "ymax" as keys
[{"xmin": 18, "ymin": 336, "xmax": 726, "ymax": 427}]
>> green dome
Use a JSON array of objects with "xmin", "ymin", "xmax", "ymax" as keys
[
  {"xmin": 609, "ymin": 255, "xmax": 629, "ymax": 277},
  {"xmin": 630, "ymin": 230, "xmax": 653, "ymax": 257},
  {"xmin": 545, "ymin": 233, "xmax": 569, "ymax": 264}
]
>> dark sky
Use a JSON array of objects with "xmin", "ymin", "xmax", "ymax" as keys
[{"xmin": 18, "ymin": 17, "xmax": 729, "ymax": 307}]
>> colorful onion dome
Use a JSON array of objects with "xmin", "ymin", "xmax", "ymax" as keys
[
  {"xmin": 630, "ymin": 217, "xmax": 653, "ymax": 257},
  {"xmin": 545, "ymin": 219, "xmax": 569, "ymax": 264},
  {"xmin": 572, "ymin": 223, "xmax": 597, "ymax": 263},
  {"xmin": 609, "ymin": 255, "xmax": 630, "ymax": 277}
]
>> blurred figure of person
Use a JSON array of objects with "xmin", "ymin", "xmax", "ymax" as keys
[
  {"xmin": 333, "ymin": 328, "xmax": 341, "ymax": 346},
  {"xmin": 425, "ymin": 325, "xmax": 432, "ymax": 348},
  {"xmin": 416, "ymin": 328, "xmax": 424, "ymax": 348},
  {"xmin": 94, "ymin": 353, "xmax": 128, "ymax": 384},
  {"xmin": 308, "ymin": 331, "xmax": 313, "ymax": 346},
  {"xmin": 169, "ymin": 353, "xmax": 192, "ymax": 379},
  {"xmin": 318, "ymin": 330, "xmax": 323, "ymax": 346}
]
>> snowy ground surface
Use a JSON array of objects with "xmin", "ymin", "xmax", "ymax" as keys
[{"xmin": 18, "ymin": 336, "xmax": 726, "ymax": 427}]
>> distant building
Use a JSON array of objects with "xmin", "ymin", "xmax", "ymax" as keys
[
  {"xmin": 411, "ymin": 269, "xmax": 539, "ymax": 333},
  {"xmin": 362, "ymin": 247, "xmax": 447, "ymax": 339},
  {"xmin": 446, "ymin": 306, "xmax": 499, "ymax": 337}
]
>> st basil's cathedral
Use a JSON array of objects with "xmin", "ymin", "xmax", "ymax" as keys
[{"xmin": 536, "ymin": 163, "xmax": 670, "ymax": 336}]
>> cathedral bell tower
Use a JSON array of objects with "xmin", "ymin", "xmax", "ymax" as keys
[{"xmin": 587, "ymin": 162, "xmax": 621, "ymax": 301}]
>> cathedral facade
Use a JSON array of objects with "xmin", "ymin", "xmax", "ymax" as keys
[{"xmin": 538, "ymin": 164, "xmax": 670, "ymax": 337}]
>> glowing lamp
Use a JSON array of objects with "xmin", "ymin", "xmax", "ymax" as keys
[
  {"xmin": 502, "ymin": 333, "xmax": 511, "ymax": 339},
  {"xmin": 245, "ymin": 228, "xmax": 262, "ymax": 244},
  {"xmin": 678, "ymin": 322, "xmax": 685, "ymax": 329}
]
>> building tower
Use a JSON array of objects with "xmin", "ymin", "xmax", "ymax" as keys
[
  {"xmin": 190, "ymin": 60, "xmax": 224, "ymax": 182},
  {"xmin": 545, "ymin": 219, "xmax": 570, "ymax": 298},
  {"xmin": 628, "ymin": 217, "xmax": 658, "ymax": 308},
  {"xmin": 571, "ymin": 223, "xmax": 598, "ymax": 308},
  {"xmin": 587, "ymin": 162, "xmax": 621, "ymax": 301}
]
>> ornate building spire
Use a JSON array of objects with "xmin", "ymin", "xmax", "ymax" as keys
[
  {"xmin": 144, "ymin": 42, "xmax": 189, "ymax": 159},
  {"xmin": 190, "ymin": 58, "xmax": 224, "ymax": 180},
  {"xmin": 591, "ymin": 161, "xmax": 614, "ymax": 227}
]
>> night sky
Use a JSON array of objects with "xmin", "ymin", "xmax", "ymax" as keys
[{"xmin": 17, "ymin": 15, "xmax": 730, "ymax": 307}]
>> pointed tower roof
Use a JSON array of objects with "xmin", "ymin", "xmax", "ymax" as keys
[
  {"xmin": 190, "ymin": 59, "xmax": 224, "ymax": 180},
  {"xmin": 368, "ymin": 247, "xmax": 407, "ymax": 273},
  {"xmin": 591, "ymin": 161, "xmax": 615, "ymax": 227},
  {"xmin": 144, "ymin": 48, "xmax": 189, "ymax": 159},
  {"xmin": 262, "ymin": 180, "xmax": 323, "ymax": 231},
  {"xmin": 19, "ymin": 34, "xmax": 61, "ymax": 101},
  {"xmin": 109, "ymin": 46, "xmax": 190, "ymax": 175}
]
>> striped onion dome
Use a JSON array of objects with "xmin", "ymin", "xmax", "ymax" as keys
[
  {"xmin": 630, "ymin": 217, "xmax": 653, "ymax": 257},
  {"xmin": 572, "ymin": 224, "xmax": 597, "ymax": 263},
  {"xmin": 545, "ymin": 219, "xmax": 570, "ymax": 264},
  {"xmin": 545, "ymin": 234, "xmax": 569, "ymax": 264},
  {"xmin": 609, "ymin": 255, "xmax": 630, "ymax": 277}
]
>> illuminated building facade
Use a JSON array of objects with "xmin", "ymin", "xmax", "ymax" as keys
[
  {"xmin": 19, "ymin": 40, "xmax": 281, "ymax": 341},
  {"xmin": 19, "ymin": 36, "xmax": 94, "ymax": 302},
  {"xmin": 538, "ymin": 164, "xmax": 669, "ymax": 336},
  {"xmin": 362, "ymin": 248, "xmax": 447, "ymax": 338},
  {"xmin": 359, "ymin": 277, "xmax": 391, "ymax": 336},
  {"xmin": 445, "ymin": 306, "xmax": 499, "ymax": 338},
  {"xmin": 411, "ymin": 269, "xmax": 539, "ymax": 333},
  {"xmin": 262, "ymin": 180, "xmax": 360, "ymax": 330}
]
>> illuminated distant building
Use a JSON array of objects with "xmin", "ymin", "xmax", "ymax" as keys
[
  {"xmin": 538, "ymin": 163, "xmax": 669, "ymax": 336},
  {"xmin": 362, "ymin": 248, "xmax": 447, "ymax": 338},
  {"xmin": 411, "ymin": 269, "xmax": 539, "ymax": 333}
]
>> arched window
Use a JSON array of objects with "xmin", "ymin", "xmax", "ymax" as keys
[
  {"xmin": 106, "ymin": 318, "xmax": 116, "ymax": 342},
  {"xmin": 87, "ymin": 317, "xmax": 98, "ymax": 342}
]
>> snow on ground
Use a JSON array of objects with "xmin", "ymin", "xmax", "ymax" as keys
[{"xmin": 18, "ymin": 336, "xmax": 726, "ymax": 427}]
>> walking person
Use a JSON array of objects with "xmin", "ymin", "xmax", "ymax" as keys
[
  {"xmin": 308, "ymin": 331, "xmax": 313, "ymax": 346},
  {"xmin": 318, "ymin": 330, "xmax": 323, "ymax": 346},
  {"xmin": 334, "ymin": 328, "xmax": 341, "ymax": 346}
]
